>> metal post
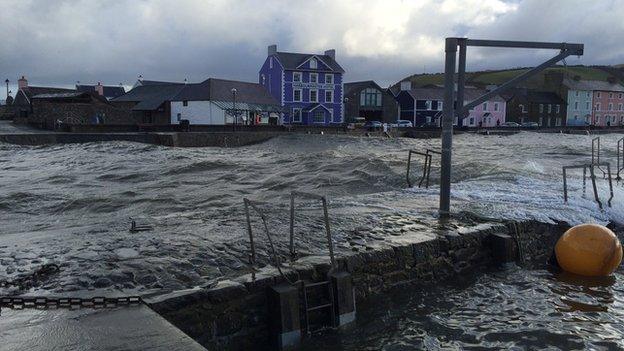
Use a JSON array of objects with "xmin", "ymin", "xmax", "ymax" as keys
[
  {"xmin": 562, "ymin": 168, "xmax": 568, "ymax": 202},
  {"xmin": 406, "ymin": 150, "xmax": 413, "ymax": 187},
  {"xmin": 456, "ymin": 39, "xmax": 467, "ymax": 128},
  {"xmin": 589, "ymin": 165, "xmax": 602, "ymax": 209},
  {"xmin": 606, "ymin": 163, "xmax": 614, "ymax": 207},
  {"xmin": 4, "ymin": 79, "xmax": 8, "ymax": 99},
  {"xmin": 289, "ymin": 193, "xmax": 296, "ymax": 259},
  {"xmin": 582, "ymin": 166, "xmax": 587, "ymax": 196},
  {"xmin": 321, "ymin": 197, "xmax": 336, "ymax": 268},
  {"xmin": 439, "ymin": 38, "xmax": 457, "ymax": 217}
]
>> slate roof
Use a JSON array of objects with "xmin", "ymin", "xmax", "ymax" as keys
[
  {"xmin": 33, "ymin": 92, "xmax": 89, "ymax": 99},
  {"xmin": 138, "ymin": 80, "xmax": 181, "ymax": 86},
  {"xmin": 344, "ymin": 81, "xmax": 384, "ymax": 95},
  {"xmin": 172, "ymin": 78, "xmax": 279, "ymax": 106},
  {"xmin": 20, "ymin": 86, "xmax": 76, "ymax": 100},
  {"xmin": 76, "ymin": 84, "xmax": 126, "ymax": 99},
  {"xmin": 274, "ymin": 52, "xmax": 345, "ymax": 73},
  {"xmin": 563, "ymin": 79, "xmax": 624, "ymax": 92},
  {"xmin": 112, "ymin": 83, "xmax": 185, "ymax": 111},
  {"xmin": 405, "ymin": 87, "xmax": 504, "ymax": 102}
]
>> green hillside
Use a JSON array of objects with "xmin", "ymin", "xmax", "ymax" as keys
[{"xmin": 394, "ymin": 65, "xmax": 623, "ymax": 91}]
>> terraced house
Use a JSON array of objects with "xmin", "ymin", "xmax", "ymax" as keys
[{"xmin": 259, "ymin": 45, "xmax": 345, "ymax": 125}]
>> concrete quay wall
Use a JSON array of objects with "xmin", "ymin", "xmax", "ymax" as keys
[{"xmin": 149, "ymin": 220, "xmax": 568, "ymax": 350}]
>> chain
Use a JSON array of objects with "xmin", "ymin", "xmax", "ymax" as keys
[{"xmin": 0, "ymin": 296, "xmax": 142, "ymax": 315}]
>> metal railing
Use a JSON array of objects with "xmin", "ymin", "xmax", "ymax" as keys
[
  {"xmin": 562, "ymin": 162, "xmax": 613, "ymax": 209},
  {"xmin": 591, "ymin": 137, "xmax": 607, "ymax": 178},
  {"xmin": 243, "ymin": 198, "xmax": 285, "ymax": 281},
  {"xmin": 289, "ymin": 191, "xmax": 335, "ymax": 268},
  {"xmin": 406, "ymin": 149, "xmax": 440, "ymax": 188},
  {"xmin": 617, "ymin": 137, "xmax": 624, "ymax": 181}
]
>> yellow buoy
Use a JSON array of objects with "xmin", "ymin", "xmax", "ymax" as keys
[{"xmin": 555, "ymin": 224, "xmax": 622, "ymax": 277}]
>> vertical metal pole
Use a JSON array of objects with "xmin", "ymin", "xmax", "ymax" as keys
[
  {"xmin": 425, "ymin": 154, "xmax": 433, "ymax": 188},
  {"xmin": 289, "ymin": 193, "xmax": 296, "ymax": 259},
  {"xmin": 590, "ymin": 165, "xmax": 602, "ymax": 209},
  {"xmin": 406, "ymin": 150, "xmax": 413, "ymax": 187},
  {"xmin": 439, "ymin": 38, "xmax": 458, "ymax": 218},
  {"xmin": 456, "ymin": 39, "xmax": 467, "ymax": 128},
  {"xmin": 243, "ymin": 199, "xmax": 256, "ymax": 276},
  {"xmin": 606, "ymin": 163, "xmax": 614, "ymax": 207},
  {"xmin": 562, "ymin": 168, "xmax": 568, "ymax": 202},
  {"xmin": 582, "ymin": 166, "xmax": 587, "ymax": 196}
]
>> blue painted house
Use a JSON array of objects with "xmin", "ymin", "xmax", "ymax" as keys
[{"xmin": 259, "ymin": 45, "xmax": 345, "ymax": 125}]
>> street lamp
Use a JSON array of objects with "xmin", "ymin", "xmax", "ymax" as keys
[
  {"xmin": 231, "ymin": 88, "xmax": 237, "ymax": 130},
  {"xmin": 4, "ymin": 79, "xmax": 9, "ymax": 99}
]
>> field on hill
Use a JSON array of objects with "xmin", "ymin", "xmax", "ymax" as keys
[{"xmin": 396, "ymin": 65, "xmax": 623, "ymax": 91}]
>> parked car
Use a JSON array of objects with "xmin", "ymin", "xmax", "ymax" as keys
[
  {"xmin": 364, "ymin": 120, "xmax": 383, "ymax": 130},
  {"xmin": 501, "ymin": 122, "xmax": 521, "ymax": 127},
  {"xmin": 394, "ymin": 120, "xmax": 413, "ymax": 128},
  {"xmin": 521, "ymin": 122, "xmax": 539, "ymax": 128}
]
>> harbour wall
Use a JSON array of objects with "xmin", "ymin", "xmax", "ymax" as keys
[{"xmin": 148, "ymin": 220, "xmax": 569, "ymax": 350}]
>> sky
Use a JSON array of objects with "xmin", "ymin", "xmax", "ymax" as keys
[{"xmin": 1, "ymin": 0, "xmax": 623, "ymax": 95}]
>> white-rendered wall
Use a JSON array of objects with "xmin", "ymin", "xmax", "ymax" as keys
[{"xmin": 170, "ymin": 101, "xmax": 228, "ymax": 125}]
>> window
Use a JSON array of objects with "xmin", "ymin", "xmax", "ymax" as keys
[
  {"xmin": 313, "ymin": 110, "xmax": 324, "ymax": 123},
  {"xmin": 292, "ymin": 108, "xmax": 302, "ymax": 123},
  {"xmin": 269, "ymin": 57, "xmax": 273, "ymax": 69},
  {"xmin": 520, "ymin": 104, "xmax": 527, "ymax": 113},
  {"xmin": 293, "ymin": 72, "xmax": 302, "ymax": 83},
  {"xmin": 483, "ymin": 102, "xmax": 488, "ymax": 111},
  {"xmin": 620, "ymin": 93, "xmax": 623, "ymax": 99},
  {"xmin": 425, "ymin": 100, "xmax": 432, "ymax": 110},
  {"xmin": 261, "ymin": 74, "xmax": 266, "ymax": 85},
  {"xmin": 574, "ymin": 115, "xmax": 578, "ymax": 120},
  {"xmin": 310, "ymin": 58, "xmax": 317, "ymax": 69},
  {"xmin": 547, "ymin": 104, "xmax": 552, "ymax": 113},
  {"xmin": 494, "ymin": 103, "xmax": 499, "ymax": 112},
  {"xmin": 310, "ymin": 89, "xmax": 318, "ymax": 103},
  {"xmin": 539, "ymin": 104, "xmax": 544, "ymax": 113},
  {"xmin": 177, "ymin": 113, "xmax": 182, "ymax": 121},
  {"xmin": 310, "ymin": 73, "xmax": 318, "ymax": 83},
  {"xmin": 586, "ymin": 92, "xmax": 590, "ymax": 97},
  {"xmin": 325, "ymin": 74, "xmax": 333, "ymax": 84},
  {"xmin": 597, "ymin": 92, "xmax": 601, "ymax": 98},
  {"xmin": 575, "ymin": 91, "xmax": 579, "ymax": 97},
  {"xmin": 469, "ymin": 117, "xmax": 474, "ymax": 125},
  {"xmin": 609, "ymin": 103, "xmax": 613, "ymax": 111},
  {"xmin": 596, "ymin": 103, "xmax": 601, "ymax": 111},
  {"xmin": 574, "ymin": 101, "xmax": 578, "ymax": 110},
  {"xmin": 610, "ymin": 93, "xmax": 614, "ymax": 99},
  {"xmin": 325, "ymin": 90, "xmax": 333, "ymax": 103},
  {"xmin": 619, "ymin": 103, "xmax": 623, "ymax": 111},
  {"xmin": 183, "ymin": 100, "xmax": 188, "ymax": 107},
  {"xmin": 293, "ymin": 89, "xmax": 302, "ymax": 102},
  {"xmin": 360, "ymin": 88, "xmax": 382, "ymax": 107},
  {"xmin": 586, "ymin": 102, "xmax": 590, "ymax": 110},
  {"xmin": 438, "ymin": 101, "xmax": 443, "ymax": 111},
  {"xmin": 556, "ymin": 105, "xmax": 560, "ymax": 113}
]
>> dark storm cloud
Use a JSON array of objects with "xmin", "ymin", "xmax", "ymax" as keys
[{"xmin": 1, "ymin": 0, "xmax": 622, "ymax": 94}]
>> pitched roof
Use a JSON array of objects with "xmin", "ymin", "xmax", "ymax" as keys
[
  {"xmin": 20, "ymin": 86, "xmax": 76, "ymax": 99},
  {"xmin": 563, "ymin": 78, "xmax": 624, "ymax": 92},
  {"xmin": 76, "ymin": 84, "xmax": 126, "ymax": 99},
  {"xmin": 405, "ymin": 87, "xmax": 504, "ymax": 102},
  {"xmin": 173, "ymin": 78, "xmax": 279, "ymax": 106},
  {"xmin": 344, "ymin": 81, "xmax": 384, "ymax": 95},
  {"xmin": 112, "ymin": 83, "xmax": 185, "ymax": 111},
  {"xmin": 138, "ymin": 80, "xmax": 181, "ymax": 86},
  {"xmin": 274, "ymin": 52, "xmax": 344, "ymax": 73}
]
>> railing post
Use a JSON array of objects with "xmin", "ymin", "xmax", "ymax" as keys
[{"xmin": 562, "ymin": 167, "xmax": 568, "ymax": 202}]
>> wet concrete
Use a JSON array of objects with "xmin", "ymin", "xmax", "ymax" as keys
[{"xmin": 0, "ymin": 304, "xmax": 206, "ymax": 351}]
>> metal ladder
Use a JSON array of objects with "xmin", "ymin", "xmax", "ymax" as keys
[
  {"xmin": 406, "ymin": 148, "xmax": 440, "ymax": 188},
  {"xmin": 301, "ymin": 280, "xmax": 336, "ymax": 335}
]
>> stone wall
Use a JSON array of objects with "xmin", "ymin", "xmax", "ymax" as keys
[
  {"xmin": 31, "ymin": 98, "xmax": 134, "ymax": 129},
  {"xmin": 149, "ymin": 220, "xmax": 569, "ymax": 350}
]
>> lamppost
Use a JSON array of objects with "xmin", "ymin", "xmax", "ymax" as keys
[
  {"xmin": 231, "ymin": 88, "xmax": 237, "ymax": 131},
  {"xmin": 4, "ymin": 79, "xmax": 9, "ymax": 99}
]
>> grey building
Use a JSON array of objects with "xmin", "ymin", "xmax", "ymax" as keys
[{"xmin": 343, "ymin": 81, "xmax": 398, "ymax": 123}]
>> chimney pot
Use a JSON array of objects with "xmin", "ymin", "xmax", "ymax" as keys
[
  {"xmin": 324, "ymin": 49, "xmax": 336, "ymax": 60},
  {"xmin": 268, "ymin": 44, "xmax": 277, "ymax": 56},
  {"xmin": 95, "ymin": 82, "xmax": 104, "ymax": 96}
]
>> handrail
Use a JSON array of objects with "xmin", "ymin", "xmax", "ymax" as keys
[
  {"xmin": 407, "ymin": 149, "xmax": 439, "ymax": 188},
  {"xmin": 289, "ymin": 191, "xmax": 335, "ymax": 269},
  {"xmin": 562, "ymin": 162, "xmax": 613, "ymax": 209}
]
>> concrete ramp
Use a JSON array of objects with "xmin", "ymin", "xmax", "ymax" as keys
[{"xmin": 0, "ymin": 305, "xmax": 206, "ymax": 351}]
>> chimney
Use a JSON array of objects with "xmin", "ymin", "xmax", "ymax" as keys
[
  {"xmin": 95, "ymin": 82, "xmax": 104, "ymax": 96},
  {"xmin": 324, "ymin": 49, "xmax": 336, "ymax": 60},
  {"xmin": 18, "ymin": 76, "xmax": 28, "ymax": 89},
  {"xmin": 268, "ymin": 44, "xmax": 277, "ymax": 56},
  {"xmin": 400, "ymin": 81, "xmax": 412, "ymax": 91}
]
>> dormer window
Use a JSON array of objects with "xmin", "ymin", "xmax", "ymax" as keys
[{"xmin": 310, "ymin": 58, "xmax": 317, "ymax": 69}]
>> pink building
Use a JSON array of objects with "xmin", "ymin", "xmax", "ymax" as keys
[
  {"xmin": 592, "ymin": 87, "xmax": 624, "ymax": 126},
  {"xmin": 461, "ymin": 89, "xmax": 506, "ymax": 127}
]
